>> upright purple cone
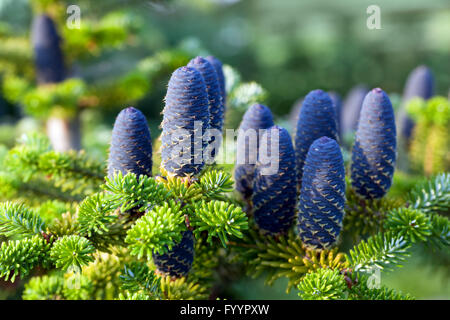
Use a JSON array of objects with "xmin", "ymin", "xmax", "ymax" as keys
[
  {"xmin": 108, "ymin": 107, "xmax": 152, "ymax": 178},
  {"xmin": 351, "ymin": 88, "xmax": 396, "ymax": 199},
  {"xmin": 234, "ymin": 104, "xmax": 274, "ymax": 201},
  {"xmin": 294, "ymin": 90, "xmax": 337, "ymax": 188},
  {"xmin": 161, "ymin": 66, "xmax": 210, "ymax": 177},
  {"xmin": 252, "ymin": 126, "xmax": 298, "ymax": 235}
]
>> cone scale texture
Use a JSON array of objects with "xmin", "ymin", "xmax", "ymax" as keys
[
  {"xmin": 161, "ymin": 66, "xmax": 210, "ymax": 177},
  {"xmin": 294, "ymin": 90, "xmax": 338, "ymax": 188},
  {"xmin": 234, "ymin": 104, "xmax": 274, "ymax": 200},
  {"xmin": 187, "ymin": 56, "xmax": 225, "ymax": 134},
  {"xmin": 108, "ymin": 107, "xmax": 152, "ymax": 178},
  {"xmin": 351, "ymin": 88, "xmax": 396, "ymax": 199},
  {"xmin": 152, "ymin": 230, "xmax": 194, "ymax": 278},
  {"xmin": 252, "ymin": 126, "xmax": 298, "ymax": 235},
  {"xmin": 298, "ymin": 137, "xmax": 345, "ymax": 250},
  {"xmin": 31, "ymin": 14, "xmax": 65, "ymax": 84},
  {"xmin": 205, "ymin": 56, "xmax": 226, "ymax": 105}
]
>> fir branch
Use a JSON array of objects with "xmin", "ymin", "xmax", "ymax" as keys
[
  {"xmin": 49, "ymin": 211, "xmax": 80, "ymax": 237},
  {"xmin": 230, "ymin": 229, "xmax": 348, "ymax": 292},
  {"xmin": 384, "ymin": 208, "xmax": 432, "ymax": 243},
  {"xmin": 297, "ymin": 268, "xmax": 347, "ymax": 300},
  {"xmin": 22, "ymin": 274, "xmax": 64, "ymax": 300},
  {"xmin": 409, "ymin": 172, "xmax": 449, "ymax": 215},
  {"xmin": 23, "ymin": 273, "xmax": 94, "ymax": 300},
  {"xmin": 189, "ymin": 200, "xmax": 248, "ymax": 247},
  {"xmin": 5, "ymin": 134, "xmax": 104, "ymax": 197},
  {"xmin": 156, "ymin": 175, "xmax": 203, "ymax": 202},
  {"xmin": 346, "ymin": 232, "xmax": 410, "ymax": 273},
  {"xmin": 50, "ymin": 235, "xmax": 95, "ymax": 273},
  {"xmin": 428, "ymin": 214, "xmax": 450, "ymax": 248},
  {"xmin": 347, "ymin": 273, "xmax": 414, "ymax": 300},
  {"xmin": 0, "ymin": 171, "xmax": 84, "ymax": 203},
  {"xmin": 0, "ymin": 202, "xmax": 46, "ymax": 238},
  {"xmin": 103, "ymin": 172, "xmax": 171, "ymax": 213},
  {"xmin": 199, "ymin": 170, "xmax": 234, "ymax": 200},
  {"xmin": 159, "ymin": 275, "xmax": 209, "ymax": 300},
  {"xmin": 119, "ymin": 262, "xmax": 161, "ymax": 299},
  {"xmin": 78, "ymin": 193, "xmax": 118, "ymax": 238},
  {"xmin": 0, "ymin": 235, "xmax": 51, "ymax": 282},
  {"xmin": 125, "ymin": 201, "xmax": 186, "ymax": 257},
  {"xmin": 344, "ymin": 185, "xmax": 399, "ymax": 237}
]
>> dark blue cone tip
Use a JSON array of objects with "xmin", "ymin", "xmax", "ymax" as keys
[
  {"xmin": 252, "ymin": 125, "xmax": 298, "ymax": 235},
  {"xmin": 108, "ymin": 107, "xmax": 153, "ymax": 178},
  {"xmin": 161, "ymin": 66, "xmax": 210, "ymax": 177},
  {"xmin": 294, "ymin": 89, "xmax": 338, "ymax": 188},
  {"xmin": 240, "ymin": 103, "xmax": 275, "ymax": 131},
  {"xmin": 205, "ymin": 56, "xmax": 226, "ymax": 105},
  {"xmin": 187, "ymin": 56, "xmax": 224, "ymax": 133},
  {"xmin": 153, "ymin": 230, "xmax": 194, "ymax": 278},
  {"xmin": 235, "ymin": 104, "xmax": 275, "ymax": 200},
  {"xmin": 31, "ymin": 14, "xmax": 65, "ymax": 84},
  {"xmin": 341, "ymin": 85, "xmax": 369, "ymax": 136},
  {"xmin": 399, "ymin": 65, "xmax": 435, "ymax": 140},
  {"xmin": 351, "ymin": 88, "xmax": 396, "ymax": 199},
  {"xmin": 298, "ymin": 136, "xmax": 345, "ymax": 250}
]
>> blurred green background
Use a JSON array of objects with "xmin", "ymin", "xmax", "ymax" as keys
[{"xmin": 0, "ymin": 0, "xmax": 448, "ymax": 299}]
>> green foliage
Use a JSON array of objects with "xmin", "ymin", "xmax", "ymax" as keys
[
  {"xmin": 0, "ymin": 202, "xmax": 45, "ymax": 238},
  {"xmin": 346, "ymin": 232, "xmax": 410, "ymax": 273},
  {"xmin": 50, "ymin": 235, "xmax": 95, "ymax": 273},
  {"xmin": 103, "ymin": 171, "xmax": 170, "ymax": 213},
  {"xmin": 78, "ymin": 193, "xmax": 117, "ymax": 237},
  {"xmin": 407, "ymin": 97, "xmax": 450, "ymax": 127},
  {"xmin": 428, "ymin": 214, "xmax": 450, "ymax": 248},
  {"xmin": 347, "ymin": 273, "xmax": 414, "ymax": 300},
  {"xmin": 2, "ymin": 133, "xmax": 104, "ymax": 200},
  {"xmin": 384, "ymin": 208, "xmax": 432, "ymax": 243},
  {"xmin": 189, "ymin": 200, "xmax": 248, "ymax": 247},
  {"xmin": 119, "ymin": 262, "xmax": 161, "ymax": 299},
  {"xmin": 344, "ymin": 185, "xmax": 399, "ymax": 237},
  {"xmin": 22, "ymin": 273, "xmax": 94, "ymax": 300},
  {"xmin": 232, "ymin": 229, "xmax": 348, "ymax": 292},
  {"xmin": 125, "ymin": 201, "xmax": 186, "ymax": 257},
  {"xmin": 297, "ymin": 268, "xmax": 347, "ymax": 300},
  {"xmin": 21, "ymin": 79, "xmax": 86, "ymax": 118},
  {"xmin": 22, "ymin": 274, "xmax": 63, "ymax": 300},
  {"xmin": 408, "ymin": 98, "xmax": 450, "ymax": 176},
  {"xmin": 159, "ymin": 275, "xmax": 209, "ymax": 300},
  {"xmin": 409, "ymin": 172, "xmax": 450, "ymax": 215},
  {"xmin": 199, "ymin": 170, "xmax": 234, "ymax": 200},
  {"xmin": 0, "ymin": 235, "xmax": 51, "ymax": 282}
]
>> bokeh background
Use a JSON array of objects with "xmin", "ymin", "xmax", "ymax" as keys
[{"xmin": 0, "ymin": 0, "xmax": 448, "ymax": 299}]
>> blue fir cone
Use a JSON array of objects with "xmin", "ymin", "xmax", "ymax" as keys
[
  {"xmin": 205, "ymin": 56, "xmax": 226, "ymax": 105},
  {"xmin": 161, "ymin": 66, "xmax": 210, "ymax": 177},
  {"xmin": 340, "ymin": 85, "xmax": 369, "ymax": 137},
  {"xmin": 31, "ymin": 14, "xmax": 65, "ymax": 84},
  {"xmin": 252, "ymin": 126, "xmax": 298, "ymax": 235},
  {"xmin": 153, "ymin": 230, "xmax": 194, "ymax": 278},
  {"xmin": 351, "ymin": 88, "xmax": 396, "ymax": 199},
  {"xmin": 234, "ymin": 104, "xmax": 274, "ymax": 200},
  {"xmin": 108, "ymin": 107, "xmax": 152, "ymax": 178},
  {"xmin": 399, "ymin": 65, "xmax": 434, "ymax": 141},
  {"xmin": 294, "ymin": 90, "xmax": 337, "ymax": 188},
  {"xmin": 298, "ymin": 136, "xmax": 345, "ymax": 250},
  {"xmin": 187, "ymin": 56, "xmax": 225, "ymax": 134}
]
